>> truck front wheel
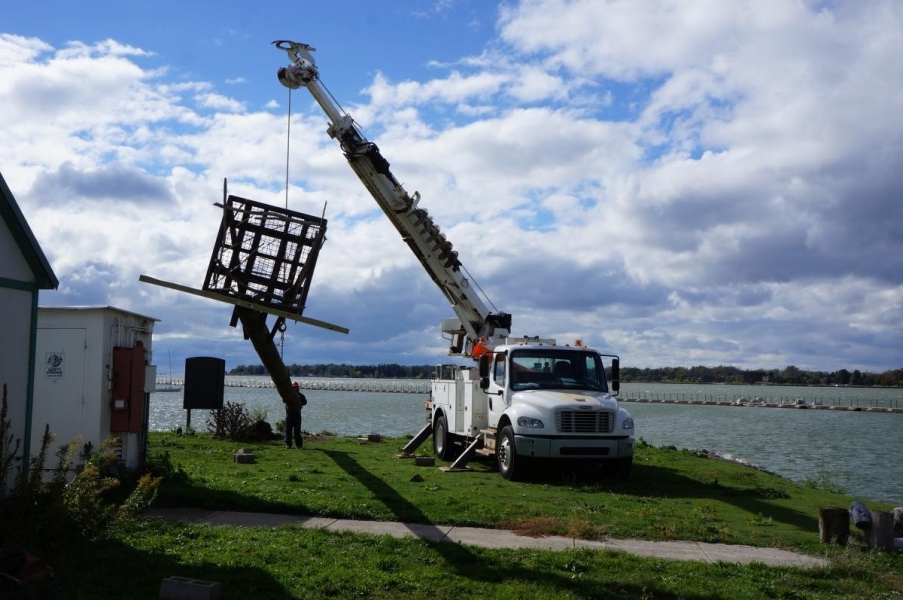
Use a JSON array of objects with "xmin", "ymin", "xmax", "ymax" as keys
[{"xmin": 497, "ymin": 426, "xmax": 525, "ymax": 481}]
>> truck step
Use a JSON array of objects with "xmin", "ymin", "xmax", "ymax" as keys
[{"xmin": 475, "ymin": 448, "xmax": 495, "ymax": 457}]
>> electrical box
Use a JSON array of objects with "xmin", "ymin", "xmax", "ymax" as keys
[{"xmin": 31, "ymin": 306, "xmax": 158, "ymax": 471}]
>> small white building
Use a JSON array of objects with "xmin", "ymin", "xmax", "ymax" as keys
[
  {"xmin": 33, "ymin": 307, "xmax": 158, "ymax": 470},
  {"xmin": 0, "ymin": 172, "xmax": 58, "ymax": 493}
]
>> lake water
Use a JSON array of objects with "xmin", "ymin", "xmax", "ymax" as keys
[{"xmin": 149, "ymin": 379, "xmax": 903, "ymax": 503}]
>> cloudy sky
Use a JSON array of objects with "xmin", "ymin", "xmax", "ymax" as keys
[{"xmin": 3, "ymin": 0, "xmax": 901, "ymax": 374}]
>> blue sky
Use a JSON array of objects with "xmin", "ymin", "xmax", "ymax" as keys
[{"xmin": 3, "ymin": 0, "xmax": 902, "ymax": 374}]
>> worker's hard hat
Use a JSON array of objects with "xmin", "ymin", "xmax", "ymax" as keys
[{"xmin": 291, "ymin": 381, "xmax": 300, "ymax": 388}]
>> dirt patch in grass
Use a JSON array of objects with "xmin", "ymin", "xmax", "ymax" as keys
[
  {"xmin": 500, "ymin": 516, "xmax": 568, "ymax": 538},
  {"xmin": 500, "ymin": 515, "xmax": 610, "ymax": 541}
]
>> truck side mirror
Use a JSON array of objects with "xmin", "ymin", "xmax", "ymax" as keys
[
  {"xmin": 611, "ymin": 358, "xmax": 620, "ymax": 394},
  {"xmin": 479, "ymin": 355, "xmax": 490, "ymax": 390}
]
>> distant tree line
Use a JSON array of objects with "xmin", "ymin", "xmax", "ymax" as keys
[
  {"xmin": 229, "ymin": 362, "xmax": 903, "ymax": 387},
  {"xmin": 620, "ymin": 365, "xmax": 903, "ymax": 387}
]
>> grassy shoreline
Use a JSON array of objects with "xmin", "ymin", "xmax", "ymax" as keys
[{"xmin": 3, "ymin": 432, "xmax": 901, "ymax": 599}]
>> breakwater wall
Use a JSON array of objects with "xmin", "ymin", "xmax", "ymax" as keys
[{"xmin": 156, "ymin": 377, "xmax": 431, "ymax": 394}]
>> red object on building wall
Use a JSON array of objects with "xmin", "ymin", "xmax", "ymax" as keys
[{"xmin": 110, "ymin": 341, "xmax": 147, "ymax": 433}]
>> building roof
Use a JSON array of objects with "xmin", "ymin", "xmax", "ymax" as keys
[{"xmin": 0, "ymin": 171, "xmax": 58, "ymax": 290}]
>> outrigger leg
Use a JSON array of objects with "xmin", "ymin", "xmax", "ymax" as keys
[
  {"xmin": 440, "ymin": 437, "xmax": 483, "ymax": 473},
  {"xmin": 397, "ymin": 423, "xmax": 433, "ymax": 458}
]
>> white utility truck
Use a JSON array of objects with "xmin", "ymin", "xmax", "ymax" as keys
[{"xmin": 274, "ymin": 41, "xmax": 635, "ymax": 480}]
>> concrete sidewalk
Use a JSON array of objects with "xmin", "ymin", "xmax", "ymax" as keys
[{"xmin": 145, "ymin": 508, "xmax": 828, "ymax": 569}]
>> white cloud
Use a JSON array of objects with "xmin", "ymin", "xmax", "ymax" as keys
[{"xmin": 2, "ymin": 0, "xmax": 901, "ymax": 373}]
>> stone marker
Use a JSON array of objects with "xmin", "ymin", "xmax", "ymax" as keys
[
  {"xmin": 233, "ymin": 449, "xmax": 255, "ymax": 464},
  {"xmin": 159, "ymin": 576, "xmax": 221, "ymax": 600}
]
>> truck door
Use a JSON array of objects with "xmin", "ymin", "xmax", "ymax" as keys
[{"xmin": 486, "ymin": 353, "xmax": 508, "ymax": 428}]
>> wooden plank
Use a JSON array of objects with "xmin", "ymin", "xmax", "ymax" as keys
[{"xmin": 138, "ymin": 274, "xmax": 349, "ymax": 334}]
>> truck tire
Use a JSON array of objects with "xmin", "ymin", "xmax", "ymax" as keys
[
  {"xmin": 608, "ymin": 456, "xmax": 633, "ymax": 481},
  {"xmin": 433, "ymin": 414, "xmax": 456, "ymax": 461},
  {"xmin": 497, "ymin": 425, "xmax": 525, "ymax": 481}
]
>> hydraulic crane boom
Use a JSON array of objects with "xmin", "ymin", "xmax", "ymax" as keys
[{"xmin": 274, "ymin": 41, "xmax": 511, "ymax": 357}]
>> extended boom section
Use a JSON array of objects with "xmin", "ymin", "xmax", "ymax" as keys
[{"xmin": 274, "ymin": 41, "xmax": 510, "ymax": 357}]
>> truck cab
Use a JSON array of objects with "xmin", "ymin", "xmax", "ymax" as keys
[{"xmin": 430, "ymin": 338, "xmax": 635, "ymax": 481}]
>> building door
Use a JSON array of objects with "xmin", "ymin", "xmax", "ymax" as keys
[{"xmin": 32, "ymin": 328, "xmax": 87, "ymax": 455}]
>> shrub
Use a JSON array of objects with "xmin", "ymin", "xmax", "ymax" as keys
[
  {"xmin": 206, "ymin": 402, "xmax": 277, "ymax": 441},
  {"xmin": 115, "ymin": 473, "xmax": 162, "ymax": 524},
  {"xmin": 145, "ymin": 450, "xmax": 188, "ymax": 483},
  {"xmin": 247, "ymin": 419, "xmax": 278, "ymax": 442},
  {"xmin": 0, "ymin": 384, "xmax": 22, "ymax": 497},
  {"xmin": 0, "ymin": 383, "xmax": 164, "ymax": 550},
  {"xmin": 61, "ymin": 462, "xmax": 120, "ymax": 538},
  {"xmin": 207, "ymin": 401, "xmax": 253, "ymax": 439}
]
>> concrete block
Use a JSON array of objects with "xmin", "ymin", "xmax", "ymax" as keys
[
  {"xmin": 159, "ymin": 576, "xmax": 221, "ymax": 600},
  {"xmin": 233, "ymin": 452, "xmax": 255, "ymax": 464},
  {"xmin": 414, "ymin": 456, "xmax": 435, "ymax": 466}
]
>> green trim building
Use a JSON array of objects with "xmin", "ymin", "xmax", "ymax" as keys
[{"xmin": 0, "ymin": 171, "xmax": 58, "ymax": 492}]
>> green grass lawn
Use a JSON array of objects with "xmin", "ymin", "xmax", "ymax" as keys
[
  {"xmin": 3, "ymin": 432, "xmax": 901, "ymax": 599},
  {"xmin": 151, "ymin": 432, "xmax": 896, "ymax": 553}
]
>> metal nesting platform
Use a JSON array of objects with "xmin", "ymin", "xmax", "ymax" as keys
[{"xmin": 140, "ymin": 192, "xmax": 347, "ymax": 335}]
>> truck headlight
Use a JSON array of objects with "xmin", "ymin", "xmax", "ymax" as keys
[
  {"xmin": 517, "ymin": 416, "xmax": 545, "ymax": 429},
  {"xmin": 621, "ymin": 417, "xmax": 634, "ymax": 430}
]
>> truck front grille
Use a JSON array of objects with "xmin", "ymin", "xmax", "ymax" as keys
[{"xmin": 555, "ymin": 410, "xmax": 614, "ymax": 434}]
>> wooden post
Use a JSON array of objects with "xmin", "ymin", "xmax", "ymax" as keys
[
  {"xmin": 235, "ymin": 307, "xmax": 301, "ymax": 411},
  {"xmin": 866, "ymin": 510, "xmax": 894, "ymax": 550},
  {"xmin": 818, "ymin": 507, "xmax": 850, "ymax": 545}
]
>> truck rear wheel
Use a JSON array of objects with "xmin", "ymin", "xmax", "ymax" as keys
[
  {"xmin": 433, "ymin": 414, "xmax": 457, "ymax": 461},
  {"xmin": 497, "ymin": 425, "xmax": 525, "ymax": 481}
]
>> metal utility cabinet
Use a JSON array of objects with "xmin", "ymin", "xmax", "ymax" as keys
[{"xmin": 31, "ymin": 306, "xmax": 158, "ymax": 471}]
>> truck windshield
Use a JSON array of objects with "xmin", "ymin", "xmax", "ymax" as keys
[{"xmin": 508, "ymin": 350, "xmax": 609, "ymax": 392}]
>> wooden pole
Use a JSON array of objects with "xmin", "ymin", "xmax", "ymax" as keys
[
  {"xmin": 818, "ymin": 507, "xmax": 850, "ymax": 545},
  {"xmin": 235, "ymin": 307, "xmax": 301, "ymax": 411}
]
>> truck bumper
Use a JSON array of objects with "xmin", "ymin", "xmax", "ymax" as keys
[{"xmin": 514, "ymin": 435, "xmax": 634, "ymax": 459}]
